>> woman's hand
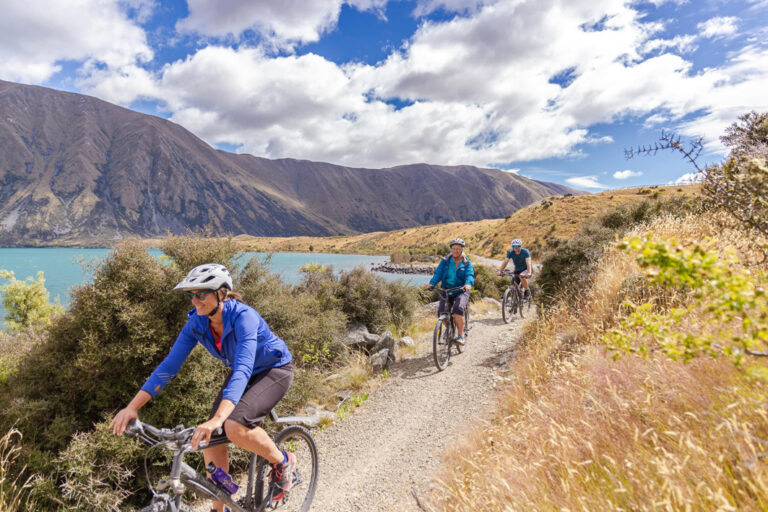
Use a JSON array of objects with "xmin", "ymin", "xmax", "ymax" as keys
[
  {"xmin": 191, "ymin": 419, "xmax": 223, "ymax": 450},
  {"xmin": 110, "ymin": 407, "xmax": 138, "ymax": 436}
]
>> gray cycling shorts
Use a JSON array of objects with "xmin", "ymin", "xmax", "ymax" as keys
[
  {"xmin": 209, "ymin": 362, "xmax": 294, "ymax": 429},
  {"xmin": 438, "ymin": 291, "xmax": 470, "ymax": 316}
]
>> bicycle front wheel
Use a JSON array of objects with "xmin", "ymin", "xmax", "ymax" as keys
[
  {"xmin": 254, "ymin": 425, "xmax": 319, "ymax": 512},
  {"xmin": 502, "ymin": 288, "xmax": 515, "ymax": 323},
  {"xmin": 433, "ymin": 318, "xmax": 451, "ymax": 370},
  {"xmin": 140, "ymin": 498, "xmax": 193, "ymax": 512}
]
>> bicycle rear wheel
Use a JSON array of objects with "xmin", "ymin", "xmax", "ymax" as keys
[
  {"xmin": 518, "ymin": 288, "xmax": 526, "ymax": 319},
  {"xmin": 253, "ymin": 425, "xmax": 318, "ymax": 512},
  {"xmin": 502, "ymin": 288, "xmax": 514, "ymax": 324},
  {"xmin": 432, "ymin": 318, "xmax": 451, "ymax": 370}
]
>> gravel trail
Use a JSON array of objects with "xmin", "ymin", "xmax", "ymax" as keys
[{"xmin": 310, "ymin": 306, "xmax": 527, "ymax": 511}]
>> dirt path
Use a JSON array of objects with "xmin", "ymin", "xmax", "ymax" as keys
[{"xmin": 310, "ymin": 305, "xmax": 528, "ymax": 511}]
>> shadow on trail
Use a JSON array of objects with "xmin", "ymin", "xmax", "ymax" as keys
[
  {"xmin": 392, "ymin": 350, "xmax": 446, "ymax": 380},
  {"xmin": 471, "ymin": 315, "xmax": 509, "ymax": 328}
]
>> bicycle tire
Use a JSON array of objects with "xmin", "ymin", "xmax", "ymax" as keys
[
  {"xmin": 432, "ymin": 318, "xmax": 451, "ymax": 370},
  {"xmin": 502, "ymin": 288, "xmax": 513, "ymax": 324},
  {"xmin": 518, "ymin": 288, "xmax": 526, "ymax": 319},
  {"xmin": 140, "ymin": 499, "xmax": 194, "ymax": 512},
  {"xmin": 253, "ymin": 425, "xmax": 319, "ymax": 512}
]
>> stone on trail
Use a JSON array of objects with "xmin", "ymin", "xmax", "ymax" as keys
[
  {"xmin": 368, "ymin": 348, "xmax": 394, "ymax": 371},
  {"xmin": 345, "ymin": 322, "xmax": 379, "ymax": 351},
  {"xmin": 397, "ymin": 336, "xmax": 415, "ymax": 347}
]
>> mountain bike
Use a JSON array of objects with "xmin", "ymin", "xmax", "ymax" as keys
[
  {"xmin": 431, "ymin": 286, "xmax": 470, "ymax": 371},
  {"xmin": 125, "ymin": 409, "xmax": 318, "ymax": 512},
  {"xmin": 501, "ymin": 271, "xmax": 531, "ymax": 323}
]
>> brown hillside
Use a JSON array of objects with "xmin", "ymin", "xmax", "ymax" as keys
[
  {"xmin": 236, "ymin": 185, "xmax": 700, "ymax": 258},
  {"xmin": 0, "ymin": 80, "xmax": 579, "ymax": 246}
]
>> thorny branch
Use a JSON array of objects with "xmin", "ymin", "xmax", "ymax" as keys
[{"xmin": 625, "ymin": 130, "xmax": 705, "ymax": 172}]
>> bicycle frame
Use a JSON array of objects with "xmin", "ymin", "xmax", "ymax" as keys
[
  {"xmin": 127, "ymin": 409, "xmax": 314, "ymax": 512},
  {"xmin": 435, "ymin": 287, "xmax": 468, "ymax": 326}
]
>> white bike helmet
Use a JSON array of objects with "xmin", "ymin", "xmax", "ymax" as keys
[
  {"xmin": 449, "ymin": 238, "xmax": 466, "ymax": 247},
  {"xmin": 173, "ymin": 263, "xmax": 232, "ymax": 292},
  {"xmin": 511, "ymin": 238, "xmax": 523, "ymax": 246}
]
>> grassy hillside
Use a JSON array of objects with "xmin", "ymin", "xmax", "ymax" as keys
[
  {"xmin": 235, "ymin": 185, "xmax": 699, "ymax": 258},
  {"xmin": 427, "ymin": 212, "xmax": 768, "ymax": 511}
]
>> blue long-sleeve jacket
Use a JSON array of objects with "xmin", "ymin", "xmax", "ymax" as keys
[
  {"xmin": 429, "ymin": 254, "xmax": 475, "ymax": 292},
  {"xmin": 141, "ymin": 300, "xmax": 292, "ymax": 405}
]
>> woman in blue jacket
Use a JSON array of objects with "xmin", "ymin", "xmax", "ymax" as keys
[
  {"xmin": 110, "ymin": 263, "xmax": 295, "ymax": 512},
  {"xmin": 425, "ymin": 238, "xmax": 474, "ymax": 346}
]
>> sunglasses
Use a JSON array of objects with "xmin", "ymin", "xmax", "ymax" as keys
[
  {"xmin": 185, "ymin": 290, "xmax": 216, "ymax": 300},
  {"xmin": 512, "ymin": 245, "xmax": 521, "ymax": 249}
]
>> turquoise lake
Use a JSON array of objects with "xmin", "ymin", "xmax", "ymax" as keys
[{"xmin": 0, "ymin": 248, "xmax": 428, "ymax": 327}]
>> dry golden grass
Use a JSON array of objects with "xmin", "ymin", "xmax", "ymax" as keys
[
  {"xmin": 427, "ymin": 212, "xmax": 768, "ymax": 512},
  {"xmin": 234, "ymin": 185, "xmax": 698, "ymax": 258}
]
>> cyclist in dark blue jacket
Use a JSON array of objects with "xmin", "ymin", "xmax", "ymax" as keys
[
  {"xmin": 111, "ymin": 263, "xmax": 296, "ymax": 512},
  {"xmin": 425, "ymin": 238, "xmax": 474, "ymax": 346}
]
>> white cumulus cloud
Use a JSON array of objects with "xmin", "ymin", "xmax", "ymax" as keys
[
  {"xmin": 697, "ymin": 16, "xmax": 739, "ymax": 38},
  {"xmin": 9, "ymin": 0, "xmax": 765, "ymax": 170},
  {"xmin": 613, "ymin": 169, "xmax": 643, "ymax": 179},
  {"xmin": 177, "ymin": 0, "xmax": 388, "ymax": 48},
  {"xmin": 0, "ymin": 0, "xmax": 152, "ymax": 83},
  {"xmin": 669, "ymin": 172, "xmax": 705, "ymax": 185},
  {"xmin": 566, "ymin": 175, "xmax": 609, "ymax": 189}
]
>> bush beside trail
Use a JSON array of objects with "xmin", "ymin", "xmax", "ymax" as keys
[{"xmin": 0, "ymin": 235, "xmax": 425, "ymax": 510}]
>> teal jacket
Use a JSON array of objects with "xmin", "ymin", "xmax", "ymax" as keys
[{"xmin": 429, "ymin": 254, "xmax": 475, "ymax": 293}]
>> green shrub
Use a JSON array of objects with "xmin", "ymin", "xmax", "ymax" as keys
[
  {"xmin": 240, "ymin": 259, "xmax": 346, "ymax": 366},
  {"xmin": 604, "ymin": 236, "xmax": 768, "ymax": 376},
  {"xmin": 55, "ymin": 421, "xmax": 141, "ymax": 511},
  {"xmin": 537, "ymin": 197, "xmax": 706, "ymax": 306},
  {"xmin": 0, "ymin": 271, "xmax": 64, "ymax": 332},
  {"xmin": 383, "ymin": 280, "xmax": 418, "ymax": 336},
  {"xmin": 471, "ymin": 264, "xmax": 507, "ymax": 300},
  {"xmin": 337, "ymin": 268, "xmax": 390, "ymax": 333}
]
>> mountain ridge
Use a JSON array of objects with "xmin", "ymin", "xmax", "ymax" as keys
[{"xmin": 0, "ymin": 79, "xmax": 580, "ymax": 246}]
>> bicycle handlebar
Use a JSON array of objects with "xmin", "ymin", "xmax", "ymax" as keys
[
  {"xmin": 126, "ymin": 418, "xmax": 223, "ymax": 449},
  {"xmin": 432, "ymin": 286, "xmax": 466, "ymax": 293}
]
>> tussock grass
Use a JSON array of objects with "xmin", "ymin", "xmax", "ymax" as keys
[
  {"xmin": 0, "ymin": 428, "xmax": 35, "ymax": 511},
  {"xmin": 428, "ymin": 213, "xmax": 768, "ymax": 511}
]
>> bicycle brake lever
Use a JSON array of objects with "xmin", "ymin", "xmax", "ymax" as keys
[{"xmin": 124, "ymin": 418, "xmax": 142, "ymax": 435}]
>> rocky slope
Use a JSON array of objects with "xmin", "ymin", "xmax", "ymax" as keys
[{"xmin": 0, "ymin": 80, "xmax": 579, "ymax": 246}]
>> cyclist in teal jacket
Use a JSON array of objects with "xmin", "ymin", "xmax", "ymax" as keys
[
  {"xmin": 425, "ymin": 238, "xmax": 474, "ymax": 346},
  {"xmin": 111, "ymin": 263, "xmax": 296, "ymax": 512}
]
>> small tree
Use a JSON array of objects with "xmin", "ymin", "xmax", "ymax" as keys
[
  {"xmin": 0, "ymin": 270, "xmax": 63, "ymax": 332},
  {"xmin": 703, "ymin": 111, "xmax": 768, "ymax": 238}
]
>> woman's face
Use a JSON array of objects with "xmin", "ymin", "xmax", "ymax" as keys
[{"xmin": 188, "ymin": 289, "xmax": 218, "ymax": 316}]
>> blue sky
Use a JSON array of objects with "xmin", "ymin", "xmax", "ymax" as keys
[{"xmin": 2, "ymin": 0, "xmax": 767, "ymax": 190}]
